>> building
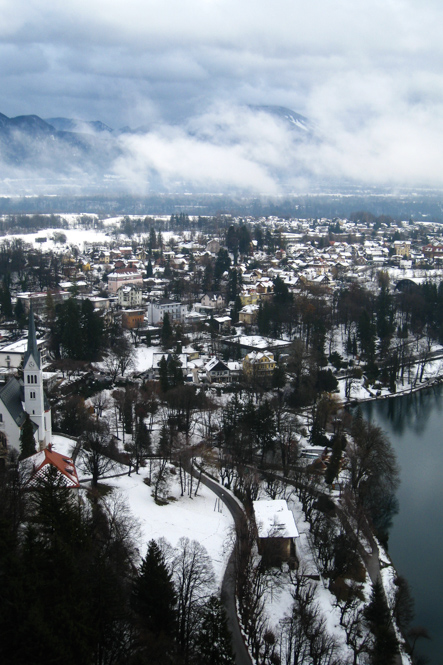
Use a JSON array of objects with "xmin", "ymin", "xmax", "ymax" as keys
[
  {"xmin": 204, "ymin": 357, "xmax": 230, "ymax": 383},
  {"xmin": 0, "ymin": 308, "xmax": 52, "ymax": 453},
  {"xmin": 253, "ymin": 499, "xmax": 299, "ymax": 566},
  {"xmin": 0, "ymin": 337, "xmax": 47, "ymax": 371},
  {"xmin": 16, "ymin": 290, "xmax": 70, "ymax": 315},
  {"xmin": 107, "ymin": 268, "xmax": 144, "ymax": 293},
  {"xmin": 20, "ymin": 444, "xmax": 79, "ymax": 488},
  {"xmin": 148, "ymin": 299, "xmax": 186, "ymax": 325},
  {"xmin": 243, "ymin": 351, "xmax": 276, "ymax": 378},
  {"xmin": 122, "ymin": 309, "xmax": 145, "ymax": 330},
  {"xmin": 117, "ymin": 284, "xmax": 143, "ymax": 308}
]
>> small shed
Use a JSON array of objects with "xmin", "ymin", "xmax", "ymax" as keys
[{"xmin": 253, "ymin": 499, "xmax": 299, "ymax": 566}]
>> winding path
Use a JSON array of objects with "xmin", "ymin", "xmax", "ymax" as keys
[{"xmin": 197, "ymin": 472, "xmax": 253, "ymax": 665}]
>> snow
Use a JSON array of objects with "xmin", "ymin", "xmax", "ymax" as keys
[
  {"xmin": 50, "ymin": 435, "xmax": 234, "ymax": 586},
  {"xmin": 105, "ymin": 470, "xmax": 234, "ymax": 585},
  {"xmin": 253, "ymin": 499, "xmax": 299, "ymax": 538}
]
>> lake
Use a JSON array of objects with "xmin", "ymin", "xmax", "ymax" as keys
[{"xmin": 361, "ymin": 386, "xmax": 443, "ymax": 664}]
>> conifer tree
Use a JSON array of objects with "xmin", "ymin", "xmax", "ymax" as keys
[
  {"xmin": 194, "ymin": 595, "xmax": 235, "ymax": 665},
  {"xmin": 133, "ymin": 539, "xmax": 177, "ymax": 637},
  {"xmin": 19, "ymin": 414, "xmax": 36, "ymax": 460}
]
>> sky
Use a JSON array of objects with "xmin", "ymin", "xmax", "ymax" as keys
[{"xmin": 1, "ymin": 0, "xmax": 443, "ymax": 193}]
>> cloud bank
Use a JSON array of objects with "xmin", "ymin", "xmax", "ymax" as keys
[{"xmin": 1, "ymin": 0, "xmax": 443, "ymax": 193}]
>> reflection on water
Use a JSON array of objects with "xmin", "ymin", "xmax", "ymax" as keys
[
  {"xmin": 363, "ymin": 385, "xmax": 443, "ymax": 437},
  {"xmin": 360, "ymin": 386, "xmax": 443, "ymax": 664}
]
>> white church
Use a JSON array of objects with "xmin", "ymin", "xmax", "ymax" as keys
[{"xmin": 0, "ymin": 308, "xmax": 52, "ymax": 454}]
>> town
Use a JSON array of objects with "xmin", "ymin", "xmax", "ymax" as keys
[{"xmin": 0, "ymin": 210, "xmax": 439, "ymax": 665}]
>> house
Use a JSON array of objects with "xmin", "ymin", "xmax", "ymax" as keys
[
  {"xmin": 239, "ymin": 304, "xmax": 259, "ymax": 325},
  {"xmin": 200, "ymin": 293, "xmax": 225, "ymax": 311},
  {"xmin": 0, "ymin": 308, "xmax": 52, "ymax": 453},
  {"xmin": 204, "ymin": 357, "xmax": 230, "ymax": 383},
  {"xmin": 107, "ymin": 268, "xmax": 144, "ymax": 293},
  {"xmin": 16, "ymin": 290, "xmax": 71, "ymax": 315},
  {"xmin": 148, "ymin": 299, "xmax": 186, "ymax": 325},
  {"xmin": 117, "ymin": 284, "xmax": 143, "ymax": 308},
  {"xmin": 20, "ymin": 444, "xmax": 79, "ymax": 488},
  {"xmin": 243, "ymin": 351, "xmax": 276, "ymax": 379},
  {"xmin": 253, "ymin": 499, "xmax": 299, "ymax": 566},
  {"xmin": 121, "ymin": 309, "xmax": 145, "ymax": 330},
  {"xmin": 0, "ymin": 337, "xmax": 47, "ymax": 371}
]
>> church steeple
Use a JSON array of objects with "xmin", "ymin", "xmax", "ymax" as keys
[{"xmin": 23, "ymin": 306, "xmax": 41, "ymax": 369}]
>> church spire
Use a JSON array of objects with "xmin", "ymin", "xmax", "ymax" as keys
[{"xmin": 23, "ymin": 305, "xmax": 41, "ymax": 369}]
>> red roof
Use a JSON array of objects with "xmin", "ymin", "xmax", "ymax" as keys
[{"xmin": 23, "ymin": 446, "xmax": 80, "ymax": 488}]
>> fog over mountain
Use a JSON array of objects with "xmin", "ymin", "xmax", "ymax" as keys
[
  {"xmin": 1, "ymin": 103, "xmax": 442, "ymax": 199},
  {"xmin": 2, "ymin": 1, "xmax": 443, "ymax": 198}
]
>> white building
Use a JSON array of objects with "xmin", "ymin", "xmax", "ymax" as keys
[
  {"xmin": 117, "ymin": 285, "xmax": 143, "ymax": 308},
  {"xmin": 148, "ymin": 299, "xmax": 187, "ymax": 325}
]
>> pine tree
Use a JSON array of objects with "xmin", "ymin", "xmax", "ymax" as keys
[
  {"xmin": 194, "ymin": 595, "xmax": 235, "ymax": 665},
  {"xmin": 133, "ymin": 540, "xmax": 177, "ymax": 637},
  {"xmin": 161, "ymin": 313, "xmax": 173, "ymax": 349},
  {"xmin": 19, "ymin": 414, "xmax": 36, "ymax": 460}
]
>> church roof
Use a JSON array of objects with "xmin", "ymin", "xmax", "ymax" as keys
[
  {"xmin": 0, "ymin": 377, "xmax": 27, "ymax": 427},
  {"xmin": 23, "ymin": 306, "xmax": 41, "ymax": 369}
]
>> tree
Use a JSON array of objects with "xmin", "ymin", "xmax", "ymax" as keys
[
  {"xmin": 161, "ymin": 313, "xmax": 173, "ymax": 349},
  {"xmin": 364, "ymin": 579, "xmax": 399, "ymax": 665},
  {"xmin": 172, "ymin": 537, "xmax": 216, "ymax": 663},
  {"xmin": 133, "ymin": 540, "xmax": 177, "ymax": 637},
  {"xmin": 194, "ymin": 595, "xmax": 235, "ymax": 665},
  {"xmin": 348, "ymin": 412, "xmax": 399, "ymax": 544},
  {"xmin": 79, "ymin": 420, "xmax": 114, "ymax": 488},
  {"xmin": 19, "ymin": 414, "xmax": 36, "ymax": 459}
]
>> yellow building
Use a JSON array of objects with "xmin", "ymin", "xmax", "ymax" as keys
[{"xmin": 243, "ymin": 350, "xmax": 276, "ymax": 378}]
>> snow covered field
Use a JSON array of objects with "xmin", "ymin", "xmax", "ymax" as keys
[{"xmin": 51, "ymin": 434, "xmax": 233, "ymax": 585}]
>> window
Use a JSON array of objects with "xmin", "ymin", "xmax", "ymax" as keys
[
  {"xmin": 30, "ymin": 391, "xmax": 36, "ymax": 399},
  {"xmin": 0, "ymin": 413, "xmax": 2, "ymax": 422}
]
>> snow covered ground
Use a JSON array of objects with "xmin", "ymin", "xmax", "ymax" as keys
[{"xmin": 51, "ymin": 434, "xmax": 233, "ymax": 585}]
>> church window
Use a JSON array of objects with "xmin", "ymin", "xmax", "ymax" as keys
[
  {"xmin": 34, "ymin": 375, "xmax": 37, "ymax": 383},
  {"xmin": 0, "ymin": 413, "xmax": 2, "ymax": 421},
  {"xmin": 30, "ymin": 391, "xmax": 35, "ymax": 399}
]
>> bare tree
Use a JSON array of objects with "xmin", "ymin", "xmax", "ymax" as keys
[
  {"xmin": 79, "ymin": 420, "xmax": 115, "ymax": 488},
  {"xmin": 171, "ymin": 537, "xmax": 215, "ymax": 664}
]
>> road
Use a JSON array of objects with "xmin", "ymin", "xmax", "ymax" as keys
[{"xmin": 197, "ymin": 472, "xmax": 253, "ymax": 665}]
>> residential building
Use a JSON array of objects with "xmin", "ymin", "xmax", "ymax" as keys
[
  {"xmin": 107, "ymin": 268, "xmax": 144, "ymax": 293},
  {"xmin": 117, "ymin": 285, "xmax": 143, "ymax": 308}
]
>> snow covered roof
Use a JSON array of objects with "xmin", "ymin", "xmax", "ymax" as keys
[{"xmin": 253, "ymin": 500, "xmax": 299, "ymax": 539}]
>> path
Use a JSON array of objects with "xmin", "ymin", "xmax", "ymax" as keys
[{"xmin": 197, "ymin": 472, "xmax": 253, "ymax": 665}]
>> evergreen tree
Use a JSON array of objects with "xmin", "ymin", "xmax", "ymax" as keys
[
  {"xmin": 0, "ymin": 277, "xmax": 12, "ymax": 317},
  {"xmin": 133, "ymin": 540, "xmax": 177, "ymax": 637},
  {"xmin": 161, "ymin": 313, "xmax": 173, "ymax": 349},
  {"xmin": 364, "ymin": 579, "xmax": 399, "ymax": 665},
  {"xmin": 14, "ymin": 297, "xmax": 27, "ymax": 329},
  {"xmin": 194, "ymin": 595, "xmax": 235, "ymax": 665},
  {"xmin": 159, "ymin": 355, "xmax": 169, "ymax": 393},
  {"xmin": 19, "ymin": 414, "xmax": 36, "ymax": 460}
]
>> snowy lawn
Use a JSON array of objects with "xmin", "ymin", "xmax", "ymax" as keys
[{"xmin": 51, "ymin": 435, "xmax": 233, "ymax": 585}]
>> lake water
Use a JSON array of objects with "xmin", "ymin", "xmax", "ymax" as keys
[{"xmin": 361, "ymin": 386, "xmax": 443, "ymax": 664}]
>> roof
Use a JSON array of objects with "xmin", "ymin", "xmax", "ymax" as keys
[
  {"xmin": 205, "ymin": 358, "xmax": 229, "ymax": 372},
  {"xmin": 253, "ymin": 500, "xmax": 299, "ymax": 539},
  {"xmin": 21, "ymin": 447, "xmax": 80, "ymax": 488},
  {"xmin": 0, "ymin": 377, "xmax": 27, "ymax": 426},
  {"xmin": 23, "ymin": 306, "xmax": 41, "ymax": 369}
]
